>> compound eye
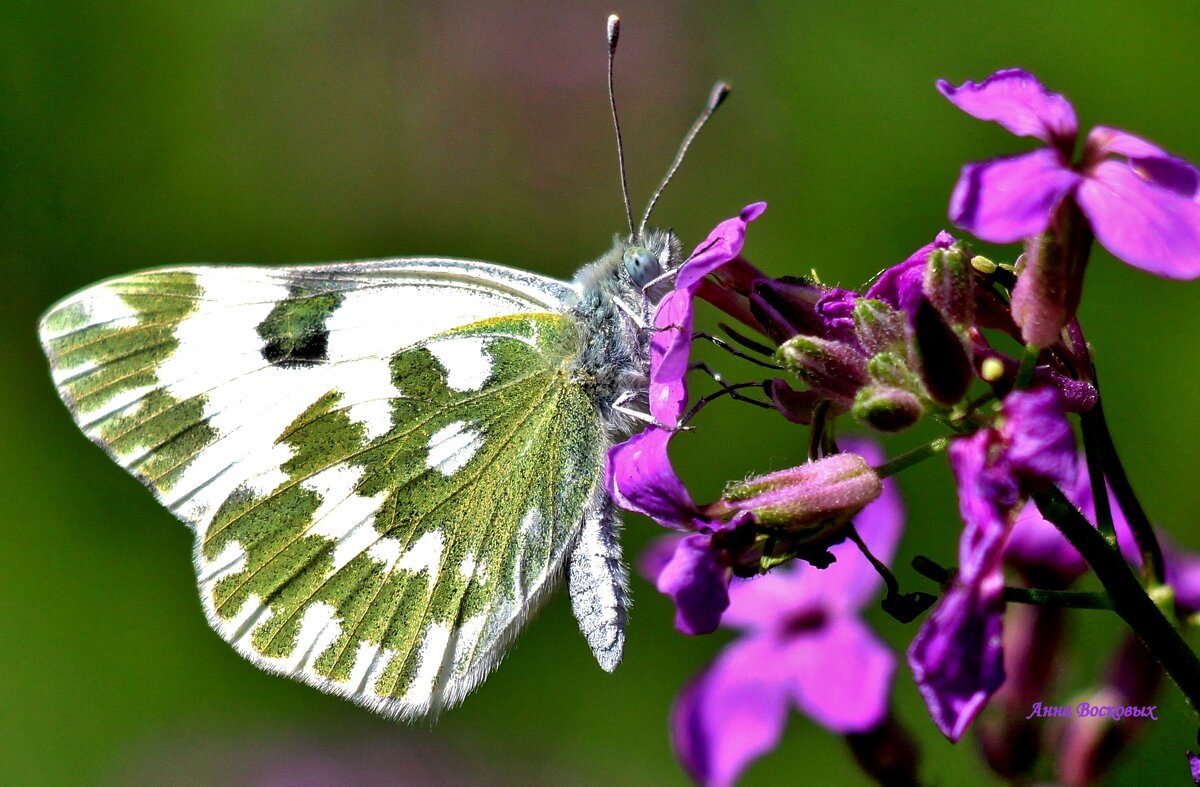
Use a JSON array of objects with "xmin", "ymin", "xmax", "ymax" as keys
[{"xmin": 623, "ymin": 247, "xmax": 664, "ymax": 288}]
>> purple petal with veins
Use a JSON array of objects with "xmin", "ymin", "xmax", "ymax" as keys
[{"xmin": 937, "ymin": 69, "xmax": 1078, "ymax": 146}]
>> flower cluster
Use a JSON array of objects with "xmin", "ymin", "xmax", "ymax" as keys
[{"xmin": 612, "ymin": 68, "xmax": 1200, "ymax": 785}]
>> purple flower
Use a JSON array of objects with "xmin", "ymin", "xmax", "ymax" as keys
[
  {"xmin": 606, "ymin": 203, "xmax": 768, "ymax": 529},
  {"xmin": 909, "ymin": 387, "xmax": 1075, "ymax": 741},
  {"xmin": 941, "ymin": 68, "xmax": 1200, "ymax": 279},
  {"xmin": 750, "ymin": 277, "xmax": 860, "ymax": 347},
  {"xmin": 656, "ymin": 441, "xmax": 904, "ymax": 786}
]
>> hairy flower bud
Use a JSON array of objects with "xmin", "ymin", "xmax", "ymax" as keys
[
  {"xmin": 1011, "ymin": 202, "xmax": 1090, "ymax": 348},
  {"xmin": 852, "ymin": 384, "xmax": 924, "ymax": 432},
  {"xmin": 718, "ymin": 453, "xmax": 883, "ymax": 542},
  {"xmin": 1011, "ymin": 231, "xmax": 1069, "ymax": 348},
  {"xmin": 777, "ymin": 335, "xmax": 869, "ymax": 405},
  {"xmin": 924, "ymin": 245, "xmax": 975, "ymax": 331},
  {"xmin": 867, "ymin": 352, "xmax": 922, "ymax": 391},
  {"xmin": 853, "ymin": 298, "xmax": 908, "ymax": 356}
]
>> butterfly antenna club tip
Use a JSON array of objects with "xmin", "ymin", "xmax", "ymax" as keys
[
  {"xmin": 606, "ymin": 14, "xmax": 636, "ymax": 237},
  {"xmin": 639, "ymin": 79, "xmax": 732, "ymax": 236}
]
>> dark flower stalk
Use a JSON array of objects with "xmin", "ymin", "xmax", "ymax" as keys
[{"xmin": 1033, "ymin": 487, "xmax": 1200, "ymax": 711}]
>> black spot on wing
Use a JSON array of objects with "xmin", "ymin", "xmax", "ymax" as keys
[{"xmin": 256, "ymin": 287, "xmax": 344, "ymax": 367}]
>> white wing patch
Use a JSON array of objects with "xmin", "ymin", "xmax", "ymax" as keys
[
  {"xmin": 428, "ymin": 337, "xmax": 492, "ymax": 392},
  {"xmin": 425, "ymin": 421, "xmax": 483, "ymax": 477},
  {"xmin": 304, "ymin": 465, "xmax": 389, "ymax": 573},
  {"xmin": 395, "ymin": 530, "xmax": 445, "ymax": 587}
]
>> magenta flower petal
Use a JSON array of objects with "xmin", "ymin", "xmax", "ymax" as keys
[
  {"xmin": 1007, "ymin": 498, "xmax": 1089, "ymax": 581},
  {"xmin": 671, "ymin": 635, "xmax": 791, "ymax": 787},
  {"xmin": 1000, "ymin": 387, "xmax": 1076, "ymax": 489},
  {"xmin": 1088, "ymin": 125, "xmax": 1200, "ymax": 197},
  {"xmin": 1076, "ymin": 159, "xmax": 1200, "ymax": 279},
  {"xmin": 676, "ymin": 202, "xmax": 767, "ymax": 291},
  {"xmin": 638, "ymin": 534, "xmax": 684, "ymax": 584},
  {"xmin": 721, "ymin": 568, "xmax": 808, "ymax": 631},
  {"xmin": 649, "ymin": 289, "xmax": 696, "ymax": 423},
  {"xmin": 908, "ymin": 571, "xmax": 1006, "ymax": 741},
  {"xmin": 657, "ymin": 534, "xmax": 733, "ymax": 635},
  {"xmin": 937, "ymin": 69, "xmax": 1077, "ymax": 145},
  {"xmin": 864, "ymin": 231, "xmax": 956, "ymax": 316},
  {"xmin": 605, "ymin": 427, "xmax": 698, "ymax": 528},
  {"xmin": 949, "ymin": 149, "xmax": 1081, "ymax": 243},
  {"xmin": 790, "ymin": 617, "xmax": 896, "ymax": 733},
  {"xmin": 1162, "ymin": 536, "xmax": 1200, "ymax": 615},
  {"xmin": 910, "ymin": 431, "xmax": 1009, "ymax": 741}
]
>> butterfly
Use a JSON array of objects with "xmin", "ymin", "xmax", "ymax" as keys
[{"xmin": 37, "ymin": 15, "xmax": 728, "ymax": 720}]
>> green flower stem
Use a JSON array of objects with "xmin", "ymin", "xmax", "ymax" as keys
[
  {"xmin": 874, "ymin": 438, "xmax": 948, "ymax": 479},
  {"xmin": 1001, "ymin": 586, "xmax": 1112, "ymax": 610},
  {"xmin": 912, "ymin": 555, "xmax": 1111, "ymax": 611},
  {"xmin": 1079, "ymin": 407, "xmax": 1117, "ymax": 544},
  {"xmin": 1067, "ymin": 318, "xmax": 1165, "ymax": 585},
  {"xmin": 1034, "ymin": 485, "xmax": 1200, "ymax": 712}
]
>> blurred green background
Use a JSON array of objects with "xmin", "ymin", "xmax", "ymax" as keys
[{"xmin": 4, "ymin": 1, "xmax": 1200, "ymax": 784}]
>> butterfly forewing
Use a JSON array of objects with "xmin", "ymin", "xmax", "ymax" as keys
[{"xmin": 39, "ymin": 260, "xmax": 607, "ymax": 718}]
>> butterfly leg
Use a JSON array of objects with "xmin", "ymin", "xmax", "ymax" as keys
[
  {"xmin": 567, "ymin": 489, "xmax": 629, "ymax": 672},
  {"xmin": 611, "ymin": 390, "xmax": 693, "ymax": 431},
  {"xmin": 612, "ymin": 296, "xmax": 647, "ymax": 330}
]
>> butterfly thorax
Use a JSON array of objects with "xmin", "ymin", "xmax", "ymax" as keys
[{"xmin": 567, "ymin": 228, "xmax": 682, "ymax": 434}]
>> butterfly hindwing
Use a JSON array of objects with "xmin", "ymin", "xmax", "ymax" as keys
[{"xmin": 39, "ymin": 260, "xmax": 614, "ymax": 718}]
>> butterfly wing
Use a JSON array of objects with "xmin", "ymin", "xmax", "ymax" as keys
[{"xmin": 39, "ymin": 259, "xmax": 617, "ymax": 718}]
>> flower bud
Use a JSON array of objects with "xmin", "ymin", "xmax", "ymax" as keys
[
  {"xmin": 853, "ymin": 298, "xmax": 908, "ymax": 356},
  {"xmin": 777, "ymin": 335, "xmax": 868, "ymax": 405},
  {"xmin": 924, "ymin": 245, "xmax": 975, "ymax": 331},
  {"xmin": 913, "ymin": 298, "xmax": 972, "ymax": 405},
  {"xmin": 866, "ymin": 352, "xmax": 923, "ymax": 391},
  {"xmin": 852, "ymin": 384, "xmax": 924, "ymax": 432},
  {"xmin": 1011, "ymin": 231, "xmax": 1068, "ymax": 348},
  {"xmin": 719, "ymin": 453, "xmax": 882, "ymax": 543},
  {"xmin": 1011, "ymin": 201, "xmax": 1089, "ymax": 349}
]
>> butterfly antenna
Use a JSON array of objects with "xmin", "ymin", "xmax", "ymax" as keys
[
  {"xmin": 639, "ymin": 80, "xmax": 731, "ymax": 236},
  {"xmin": 607, "ymin": 15, "xmax": 636, "ymax": 238}
]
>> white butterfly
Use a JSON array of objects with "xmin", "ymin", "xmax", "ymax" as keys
[{"xmin": 38, "ymin": 14, "xmax": 726, "ymax": 719}]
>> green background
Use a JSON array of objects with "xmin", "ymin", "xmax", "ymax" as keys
[{"xmin": 4, "ymin": 1, "xmax": 1200, "ymax": 784}]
